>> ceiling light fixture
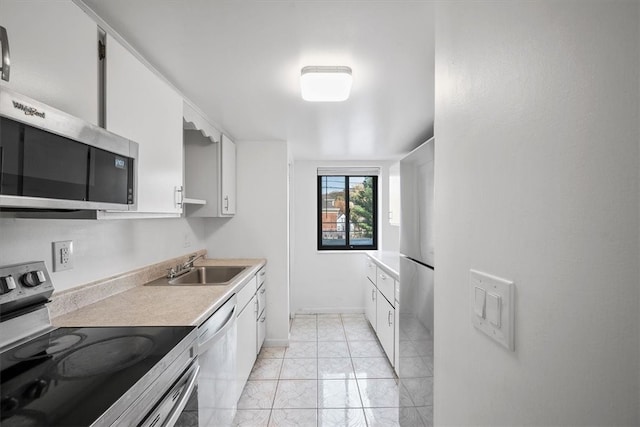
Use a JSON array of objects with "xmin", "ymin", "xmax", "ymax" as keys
[{"xmin": 300, "ymin": 66, "xmax": 352, "ymax": 102}]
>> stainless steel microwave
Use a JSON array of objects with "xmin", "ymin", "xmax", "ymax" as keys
[{"xmin": 0, "ymin": 87, "xmax": 138, "ymax": 211}]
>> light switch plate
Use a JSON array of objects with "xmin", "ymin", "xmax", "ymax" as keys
[{"xmin": 469, "ymin": 269, "xmax": 514, "ymax": 351}]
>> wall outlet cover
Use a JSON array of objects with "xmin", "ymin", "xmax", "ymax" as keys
[
  {"xmin": 53, "ymin": 241, "xmax": 74, "ymax": 272},
  {"xmin": 469, "ymin": 269, "xmax": 515, "ymax": 351}
]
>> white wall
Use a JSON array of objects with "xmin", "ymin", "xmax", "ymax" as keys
[
  {"xmin": 290, "ymin": 160, "xmax": 399, "ymax": 314},
  {"xmin": 0, "ymin": 217, "xmax": 206, "ymax": 292},
  {"xmin": 434, "ymin": 2, "xmax": 639, "ymax": 426},
  {"xmin": 204, "ymin": 141, "xmax": 290, "ymax": 345}
]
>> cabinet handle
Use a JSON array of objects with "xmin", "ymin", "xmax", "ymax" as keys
[
  {"xmin": 0, "ymin": 26, "xmax": 10, "ymax": 82},
  {"xmin": 255, "ymin": 299, "xmax": 259, "ymax": 314},
  {"xmin": 224, "ymin": 195, "xmax": 229, "ymax": 211},
  {"xmin": 260, "ymin": 288, "xmax": 266, "ymax": 294},
  {"xmin": 260, "ymin": 316, "xmax": 266, "ymax": 323},
  {"xmin": 260, "ymin": 270, "xmax": 266, "ymax": 277},
  {"xmin": 388, "ymin": 310, "xmax": 393, "ymax": 327},
  {"xmin": 379, "ymin": 273, "xmax": 387, "ymax": 280},
  {"xmin": 371, "ymin": 289, "xmax": 376, "ymax": 301}
]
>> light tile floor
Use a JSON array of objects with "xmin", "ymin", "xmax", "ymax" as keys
[{"xmin": 232, "ymin": 313, "xmax": 433, "ymax": 426}]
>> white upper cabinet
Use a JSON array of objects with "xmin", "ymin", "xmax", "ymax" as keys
[
  {"xmin": 220, "ymin": 134, "xmax": 236, "ymax": 216},
  {"xmin": 184, "ymin": 125, "xmax": 237, "ymax": 218},
  {"xmin": 0, "ymin": 0, "xmax": 98, "ymax": 124},
  {"xmin": 104, "ymin": 34, "xmax": 183, "ymax": 216}
]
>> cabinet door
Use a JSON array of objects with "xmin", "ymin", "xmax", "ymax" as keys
[
  {"xmin": 105, "ymin": 34, "xmax": 183, "ymax": 215},
  {"xmin": 364, "ymin": 277, "xmax": 377, "ymax": 331},
  {"xmin": 257, "ymin": 310, "xmax": 266, "ymax": 354},
  {"xmin": 236, "ymin": 295, "xmax": 258, "ymax": 399},
  {"xmin": 220, "ymin": 134, "xmax": 236, "ymax": 215},
  {"xmin": 1, "ymin": 0, "xmax": 98, "ymax": 124},
  {"xmin": 376, "ymin": 296, "xmax": 395, "ymax": 364}
]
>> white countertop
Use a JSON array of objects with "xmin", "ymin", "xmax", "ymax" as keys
[
  {"xmin": 366, "ymin": 250, "xmax": 400, "ymax": 280},
  {"xmin": 53, "ymin": 258, "xmax": 266, "ymax": 327}
]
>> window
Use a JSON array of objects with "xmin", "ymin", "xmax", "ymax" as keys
[{"xmin": 317, "ymin": 169, "xmax": 378, "ymax": 250}]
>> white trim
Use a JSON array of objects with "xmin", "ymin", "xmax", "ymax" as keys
[
  {"xmin": 317, "ymin": 167, "xmax": 380, "ymax": 176},
  {"xmin": 263, "ymin": 339, "xmax": 290, "ymax": 347},
  {"xmin": 295, "ymin": 307, "xmax": 365, "ymax": 315}
]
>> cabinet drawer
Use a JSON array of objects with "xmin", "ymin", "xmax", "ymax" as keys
[
  {"xmin": 237, "ymin": 275, "xmax": 257, "ymax": 313},
  {"xmin": 365, "ymin": 257, "xmax": 377, "ymax": 284},
  {"xmin": 377, "ymin": 270, "xmax": 395, "ymax": 305},
  {"xmin": 256, "ymin": 283, "xmax": 266, "ymax": 320}
]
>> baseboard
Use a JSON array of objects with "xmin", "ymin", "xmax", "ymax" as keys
[
  {"xmin": 263, "ymin": 338, "xmax": 290, "ymax": 347},
  {"xmin": 294, "ymin": 307, "xmax": 365, "ymax": 316}
]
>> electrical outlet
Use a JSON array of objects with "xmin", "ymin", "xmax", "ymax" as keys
[
  {"xmin": 183, "ymin": 232, "xmax": 191, "ymax": 248},
  {"xmin": 53, "ymin": 241, "xmax": 73, "ymax": 272}
]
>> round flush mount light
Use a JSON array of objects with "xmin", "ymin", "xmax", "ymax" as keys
[{"xmin": 300, "ymin": 66, "xmax": 352, "ymax": 102}]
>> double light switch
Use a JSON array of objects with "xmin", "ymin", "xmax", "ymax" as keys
[
  {"xmin": 474, "ymin": 287, "xmax": 501, "ymax": 327},
  {"xmin": 470, "ymin": 269, "xmax": 514, "ymax": 351}
]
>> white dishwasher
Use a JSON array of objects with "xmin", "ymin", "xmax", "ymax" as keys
[{"xmin": 197, "ymin": 295, "xmax": 237, "ymax": 427}]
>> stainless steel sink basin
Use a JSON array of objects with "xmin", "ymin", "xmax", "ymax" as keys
[
  {"xmin": 146, "ymin": 266, "xmax": 247, "ymax": 286},
  {"xmin": 170, "ymin": 266, "xmax": 246, "ymax": 285}
]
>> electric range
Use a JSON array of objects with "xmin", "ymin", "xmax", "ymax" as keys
[{"xmin": 0, "ymin": 261, "xmax": 199, "ymax": 427}]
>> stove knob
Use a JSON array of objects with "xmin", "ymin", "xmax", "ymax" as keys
[
  {"xmin": 23, "ymin": 379, "xmax": 48, "ymax": 399},
  {"xmin": 21, "ymin": 271, "xmax": 45, "ymax": 287},
  {"xmin": 0, "ymin": 276, "xmax": 17, "ymax": 294}
]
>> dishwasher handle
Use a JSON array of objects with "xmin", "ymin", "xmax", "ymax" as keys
[{"xmin": 199, "ymin": 301, "xmax": 237, "ymax": 353}]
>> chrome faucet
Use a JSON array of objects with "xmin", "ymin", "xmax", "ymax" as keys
[
  {"xmin": 182, "ymin": 253, "xmax": 204, "ymax": 270},
  {"xmin": 166, "ymin": 254, "xmax": 204, "ymax": 279}
]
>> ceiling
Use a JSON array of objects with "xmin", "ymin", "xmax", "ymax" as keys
[{"xmin": 82, "ymin": 0, "xmax": 435, "ymax": 160}]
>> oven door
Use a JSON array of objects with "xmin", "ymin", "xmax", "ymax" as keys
[{"xmin": 138, "ymin": 361, "xmax": 200, "ymax": 427}]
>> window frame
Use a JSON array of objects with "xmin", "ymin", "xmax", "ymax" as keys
[{"xmin": 317, "ymin": 174, "xmax": 378, "ymax": 251}]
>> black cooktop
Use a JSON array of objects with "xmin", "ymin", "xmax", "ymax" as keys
[{"xmin": 1, "ymin": 325, "xmax": 194, "ymax": 427}]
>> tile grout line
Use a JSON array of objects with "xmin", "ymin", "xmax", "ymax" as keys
[{"xmin": 344, "ymin": 313, "xmax": 370, "ymax": 426}]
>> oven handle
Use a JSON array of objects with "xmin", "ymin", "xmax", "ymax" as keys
[
  {"xmin": 159, "ymin": 362, "xmax": 200, "ymax": 427},
  {"xmin": 199, "ymin": 303, "xmax": 236, "ymax": 353}
]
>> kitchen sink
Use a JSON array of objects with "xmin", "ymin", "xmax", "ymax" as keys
[
  {"xmin": 171, "ymin": 266, "xmax": 246, "ymax": 285},
  {"xmin": 146, "ymin": 266, "xmax": 247, "ymax": 286}
]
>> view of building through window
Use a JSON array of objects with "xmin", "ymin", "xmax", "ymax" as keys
[{"xmin": 318, "ymin": 175, "xmax": 377, "ymax": 250}]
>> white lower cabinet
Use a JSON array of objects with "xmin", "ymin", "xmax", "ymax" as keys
[
  {"xmin": 364, "ymin": 277, "xmax": 377, "ymax": 331},
  {"xmin": 256, "ymin": 282, "xmax": 266, "ymax": 354},
  {"xmin": 363, "ymin": 255, "xmax": 397, "ymax": 369},
  {"xmin": 235, "ymin": 275, "xmax": 258, "ymax": 400},
  {"xmin": 236, "ymin": 293, "xmax": 257, "ymax": 399},
  {"xmin": 376, "ymin": 294, "xmax": 395, "ymax": 362},
  {"xmin": 235, "ymin": 266, "xmax": 267, "ymax": 400},
  {"xmin": 257, "ymin": 310, "xmax": 266, "ymax": 353}
]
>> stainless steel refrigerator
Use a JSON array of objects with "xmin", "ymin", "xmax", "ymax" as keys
[{"xmin": 398, "ymin": 137, "xmax": 434, "ymax": 426}]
